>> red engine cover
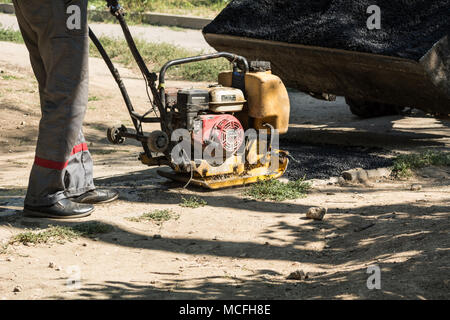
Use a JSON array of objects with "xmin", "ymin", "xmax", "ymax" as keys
[{"xmin": 194, "ymin": 114, "xmax": 245, "ymax": 154}]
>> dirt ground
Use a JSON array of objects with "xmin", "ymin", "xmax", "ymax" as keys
[{"xmin": 0, "ymin": 41, "xmax": 449, "ymax": 300}]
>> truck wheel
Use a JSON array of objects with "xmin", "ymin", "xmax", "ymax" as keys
[{"xmin": 345, "ymin": 98, "xmax": 404, "ymax": 118}]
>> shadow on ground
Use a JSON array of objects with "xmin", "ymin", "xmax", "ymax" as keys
[{"xmin": 1, "ymin": 169, "xmax": 449, "ymax": 299}]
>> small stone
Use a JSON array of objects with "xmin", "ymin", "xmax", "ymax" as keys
[
  {"xmin": 82, "ymin": 243, "xmax": 88, "ymax": 247},
  {"xmin": 306, "ymin": 207, "xmax": 328, "ymax": 221},
  {"xmin": 411, "ymin": 184, "xmax": 422, "ymax": 191},
  {"xmin": 13, "ymin": 285, "xmax": 22, "ymax": 293},
  {"xmin": 338, "ymin": 177, "xmax": 347, "ymax": 187},
  {"xmin": 287, "ymin": 270, "xmax": 309, "ymax": 281},
  {"xmin": 48, "ymin": 262, "xmax": 55, "ymax": 268},
  {"xmin": 20, "ymin": 121, "xmax": 26, "ymax": 126},
  {"xmin": 55, "ymin": 266, "xmax": 62, "ymax": 271},
  {"xmin": 342, "ymin": 168, "xmax": 368, "ymax": 183},
  {"xmin": 6, "ymin": 257, "xmax": 14, "ymax": 262}
]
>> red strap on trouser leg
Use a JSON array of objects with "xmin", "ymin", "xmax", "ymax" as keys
[{"xmin": 34, "ymin": 143, "xmax": 89, "ymax": 170}]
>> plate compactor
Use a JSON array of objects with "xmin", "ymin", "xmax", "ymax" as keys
[{"xmin": 92, "ymin": 1, "xmax": 290, "ymax": 189}]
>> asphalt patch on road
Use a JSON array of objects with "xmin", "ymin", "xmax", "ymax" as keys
[
  {"xmin": 280, "ymin": 141, "xmax": 393, "ymax": 180},
  {"xmin": 204, "ymin": 0, "xmax": 449, "ymax": 60}
]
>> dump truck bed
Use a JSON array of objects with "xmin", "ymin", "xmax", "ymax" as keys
[{"xmin": 204, "ymin": 33, "xmax": 450, "ymax": 114}]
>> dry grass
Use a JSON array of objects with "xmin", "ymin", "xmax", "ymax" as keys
[
  {"xmin": 244, "ymin": 179, "xmax": 311, "ymax": 202},
  {"xmin": 392, "ymin": 151, "xmax": 450, "ymax": 178},
  {"xmin": 127, "ymin": 209, "xmax": 180, "ymax": 225},
  {"xmin": 9, "ymin": 222, "xmax": 114, "ymax": 246}
]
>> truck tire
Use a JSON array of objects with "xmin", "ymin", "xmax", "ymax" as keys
[{"xmin": 345, "ymin": 98, "xmax": 404, "ymax": 118}]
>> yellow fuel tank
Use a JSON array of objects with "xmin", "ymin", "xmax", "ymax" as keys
[{"xmin": 218, "ymin": 70, "xmax": 290, "ymax": 134}]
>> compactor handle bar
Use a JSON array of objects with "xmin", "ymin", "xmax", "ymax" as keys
[{"xmin": 159, "ymin": 52, "xmax": 249, "ymax": 86}]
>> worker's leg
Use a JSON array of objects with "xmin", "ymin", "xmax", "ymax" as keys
[
  {"xmin": 14, "ymin": 0, "xmax": 95, "ymax": 207},
  {"xmin": 64, "ymin": 130, "xmax": 95, "ymax": 198},
  {"xmin": 11, "ymin": 0, "xmax": 46, "ymax": 108}
]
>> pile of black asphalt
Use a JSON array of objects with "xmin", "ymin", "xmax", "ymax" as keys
[
  {"xmin": 280, "ymin": 141, "xmax": 393, "ymax": 180},
  {"xmin": 203, "ymin": 0, "xmax": 450, "ymax": 61}
]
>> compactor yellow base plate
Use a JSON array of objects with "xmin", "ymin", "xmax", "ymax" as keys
[{"xmin": 157, "ymin": 151, "xmax": 289, "ymax": 189}]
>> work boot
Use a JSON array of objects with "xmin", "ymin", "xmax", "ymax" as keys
[
  {"xmin": 72, "ymin": 189, "xmax": 119, "ymax": 204},
  {"xmin": 23, "ymin": 198, "xmax": 94, "ymax": 219}
]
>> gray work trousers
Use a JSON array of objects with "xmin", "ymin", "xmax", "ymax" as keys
[{"xmin": 13, "ymin": 0, "xmax": 95, "ymax": 206}]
